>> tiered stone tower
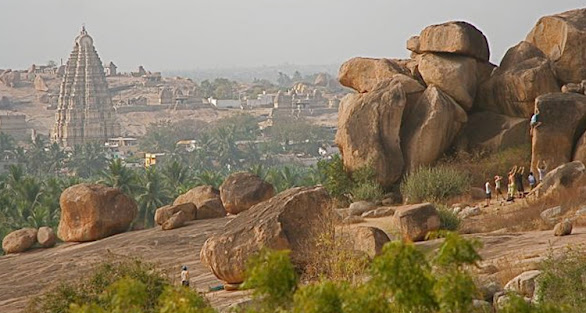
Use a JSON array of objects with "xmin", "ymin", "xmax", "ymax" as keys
[{"xmin": 52, "ymin": 27, "xmax": 120, "ymax": 147}]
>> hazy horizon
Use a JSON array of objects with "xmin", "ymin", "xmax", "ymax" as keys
[{"xmin": 0, "ymin": 0, "xmax": 584, "ymax": 73}]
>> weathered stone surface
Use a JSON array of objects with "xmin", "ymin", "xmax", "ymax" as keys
[
  {"xmin": 418, "ymin": 53, "xmax": 478, "ymax": 110},
  {"xmin": 401, "ymin": 86, "xmax": 467, "ymax": 173},
  {"xmin": 526, "ymin": 8, "xmax": 586, "ymax": 83},
  {"xmin": 476, "ymin": 42, "xmax": 559, "ymax": 117},
  {"xmin": 219, "ymin": 172, "xmax": 275, "ymax": 215},
  {"xmin": 348, "ymin": 201, "xmax": 377, "ymax": 216},
  {"xmin": 2, "ymin": 228, "xmax": 37, "ymax": 254},
  {"xmin": 37, "ymin": 227, "xmax": 56, "ymax": 248},
  {"xmin": 573, "ymin": 130, "xmax": 586, "ymax": 165},
  {"xmin": 200, "ymin": 186, "xmax": 332, "ymax": 284},
  {"xmin": 174, "ymin": 185, "xmax": 226, "ymax": 219},
  {"xmin": 338, "ymin": 57, "xmax": 409, "ymax": 93},
  {"xmin": 34, "ymin": 75, "xmax": 49, "ymax": 92},
  {"xmin": 154, "ymin": 203, "xmax": 197, "ymax": 226},
  {"xmin": 459, "ymin": 206, "xmax": 481, "ymax": 219},
  {"xmin": 0, "ymin": 70, "xmax": 20, "ymax": 87},
  {"xmin": 554, "ymin": 219, "xmax": 572, "ymax": 236},
  {"xmin": 406, "ymin": 36, "xmax": 421, "ymax": 53},
  {"xmin": 361, "ymin": 207, "xmax": 396, "ymax": 218},
  {"xmin": 456, "ymin": 111, "xmax": 530, "ymax": 153},
  {"xmin": 337, "ymin": 226, "xmax": 391, "ymax": 258},
  {"xmin": 336, "ymin": 79, "xmax": 407, "ymax": 188},
  {"xmin": 533, "ymin": 161, "xmax": 586, "ymax": 198},
  {"xmin": 418, "ymin": 21, "xmax": 490, "ymax": 61},
  {"xmin": 161, "ymin": 211, "xmax": 187, "ymax": 230},
  {"xmin": 392, "ymin": 203, "xmax": 440, "ymax": 242},
  {"xmin": 342, "ymin": 215, "xmax": 365, "ymax": 225},
  {"xmin": 562, "ymin": 83, "xmax": 584, "ymax": 94},
  {"xmin": 531, "ymin": 93, "xmax": 586, "ymax": 170},
  {"xmin": 540, "ymin": 206, "xmax": 565, "ymax": 225},
  {"xmin": 57, "ymin": 184, "xmax": 137, "ymax": 242},
  {"xmin": 504, "ymin": 270, "xmax": 541, "ymax": 298}
]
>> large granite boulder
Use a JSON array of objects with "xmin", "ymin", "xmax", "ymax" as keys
[
  {"xmin": 504, "ymin": 270, "xmax": 541, "ymax": 298},
  {"xmin": 456, "ymin": 111, "xmax": 530, "ymax": 153},
  {"xmin": 573, "ymin": 131, "xmax": 586, "ymax": 164},
  {"xmin": 2, "ymin": 228, "xmax": 37, "ymax": 254},
  {"xmin": 37, "ymin": 226, "xmax": 56, "ymax": 248},
  {"xmin": 219, "ymin": 172, "xmax": 275, "ymax": 215},
  {"xmin": 401, "ymin": 86, "xmax": 468, "ymax": 173},
  {"xmin": 532, "ymin": 161, "xmax": 586, "ymax": 198},
  {"xmin": 392, "ymin": 203, "xmax": 440, "ymax": 242},
  {"xmin": 531, "ymin": 93, "xmax": 586, "ymax": 170},
  {"xmin": 161, "ymin": 211, "xmax": 187, "ymax": 231},
  {"xmin": 418, "ymin": 53, "xmax": 478, "ymax": 110},
  {"xmin": 554, "ymin": 219, "xmax": 573, "ymax": 236},
  {"xmin": 200, "ymin": 186, "xmax": 332, "ymax": 284},
  {"xmin": 154, "ymin": 203, "xmax": 197, "ymax": 225},
  {"xmin": 476, "ymin": 42, "xmax": 560, "ymax": 117},
  {"xmin": 336, "ymin": 226, "xmax": 391, "ymax": 258},
  {"xmin": 174, "ymin": 185, "xmax": 226, "ymax": 219},
  {"xmin": 336, "ymin": 79, "xmax": 407, "ymax": 188},
  {"xmin": 417, "ymin": 21, "xmax": 490, "ymax": 61},
  {"xmin": 57, "ymin": 184, "xmax": 137, "ymax": 242},
  {"xmin": 526, "ymin": 8, "xmax": 586, "ymax": 84},
  {"xmin": 338, "ymin": 57, "xmax": 409, "ymax": 93}
]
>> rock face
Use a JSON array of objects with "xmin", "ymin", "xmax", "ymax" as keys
[
  {"xmin": 348, "ymin": 201, "xmax": 377, "ymax": 216},
  {"xmin": 361, "ymin": 207, "xmax": 395, "ymax": 218},
  {"xmin": 37, "ymin": 227, "xmax": 56, "ymax": 248},
  {"xmin": 2, "ymin": 228, "xmax": 37, "ymax": 254},
  {"xmin": 504, "ymin": 270, "xmax": 541, "ymax": 298},
  {"xmin": 526, "ymin": 8, "xmax": 586, "ymax": 84},
  {"xmin": 392, "ymin": 203, "xmax": 440, "ymax": 242},
  {"xmin": 418, "ymin": 21, "xmax": 490, "ymax": 61},
  {"xmin": 533, "ymin": 161, "xmax": 586, "ymax": 198},
  {"xmin": 336, "ymin": 79, "xmax": 407, "ymax": 188},
  {"xmin": 401, "ymin": 86, "xmax": 467, "ymax": 172},
  {"xmin": 338, "ymin": 57, "xmax": 409, "ymax": 93},
  {"xmin": 456, "ymin": 111, "xmax": 530, "ymax": 152},
  {"xmin": 418, "ymin": 53, "xmax": 478, "ymax": 110},
  {"xmin": 540, "ymin": 206, "xmax": 565, "ymax": 225},
  {"xmin": 476, "ymin": 42, "xmax": 559, "ymax": 117},
  {"xmin": 219, "ymin": 172, "xmax": 275, "ymax": 215},
  {"xmin": 162, "ymin": 211, "xmax": 187, "ymax": 230},
  {"xmin": 554, "ymin": 219, "xmax": 573, "ymax": 236},
  {"xmin": 57, "ymin": 184, "xmax": 137, "ymax": 242},
  {"xmin": 174, "ymin": 185, "xmax": 226, "ymax": 219},
  {"xmin": 200, "ymin": 186, "xmax": 332, "ymax": 284},
  {"xmin": 337, "ymin": 226, "xmax": 391, "ymax": 258},
  {"xmin": 154, "ymin": 203, "xmax": 197, "ymax": 226},
  {"xmin": 531, "ymin": 93, "xmax": 586, "ymax": 170}
]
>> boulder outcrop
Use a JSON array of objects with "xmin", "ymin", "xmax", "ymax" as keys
[
  {"xmin": 37, "ymin": 227, "xmax": 56, "ymax": 248},
  {"xmin": 392, "ymin": 203, "xmax": 440, "ymax": 242},
  {"xmin": 57, "ymin": 184, "xmax": 137, "ymax": 242},
  {"xmin": 417, "ymin": 21, "xmax": 490, "ymax": 61},
  {"xmin": 219, "ymin": 172, "xmax": 275, "ymax": 215},
  {"xmin": 336, "ymin": 226, "xmax": 391, "ymax": 258},
  {"xmin": 200, "ymin": 186, "xmax": 332, "ymax": 284},
  {"xmin": 401, "ymin": 86, "xmax": 467, "ymax": 172},
  {"xmin": 2, "ymin": 228, "xmax": 37, "ymax": 254},
  {"xmin": 526, "ymin": 8, "xmax": 586, "ymax": 84},
  {"xmin": 338, "ymin": 57, "xmax": 409, "ymax": 93},
  {"xmin": 154, "ymin": 203, "xmax": 197, "ymax": 225},
  {"xmin": 174, "ymin": 185, "xmax": 226, "ymax": 219},
  {"xmin": 161, "ymin": 211, "xmax": 187, "ymax": 230},
  {"xmin": 532, "ymin": 161, "xmax": 586, "ymax": 198},
  {"xmin": 531, "ymin": 93, "xmax": 586, "ymax": 170},
  {"xmin": 418, "ymin": 53, "xmax": 478, "ymax": 110},
  {"xmin": 336, "ymin": 79, "xmax": 407, "ymax": 188},
  {"xmin": 554, "ymin": 219, "xmax": 573, "ymax": 236}
]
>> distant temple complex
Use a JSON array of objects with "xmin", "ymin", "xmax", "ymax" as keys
[{"xmin": 51, "ymin": 27, "xmax": 120, "ymax": 147}]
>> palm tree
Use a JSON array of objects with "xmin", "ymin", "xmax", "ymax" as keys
[
  {"xmin": 136, "ymin": 167, "xmax": 171, "ymax": 228},
  {"xmin": 0, "ymin": 132, "xmax": 15, "ymax": 160},
  {"xmin": 193, "ymin": 169, "xmax": 225, "ymax": 188},
  {"xmin": 69, "ymin": 142, "xmax": 108, "ymax": 178},
  {"xmin": 99, "ymin": 159, "xmax": 139, "ymax": 196},
  {"xmin": 46, "ymin": 143, "xmax": 66, "ymax": 174},
  {"xmin": 162, "ymin": 160, "xmax": 191, "ymax": 197}
]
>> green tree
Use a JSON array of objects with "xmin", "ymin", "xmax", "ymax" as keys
[
  {"xmin": 100, "ymin": 159, "xmax": 139, "ymax": 196},
  {"xmin": 136, "ymin": 168, "xmax": 171, "ymax": 228}
]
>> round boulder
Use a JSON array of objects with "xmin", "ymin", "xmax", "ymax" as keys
[
  {"xmin": 219, "ymin": 172, "xmax": 275, "ymax": 215},
  {"xmin": 37, "ymin": 226, "xmax": 56, "ymax": 248},
  {"xmin": 154, "ymin": 203, "xmax": 196, "ymax": 225},
  {"xmin": 162, "ymin": 211, "xmax": 187, "ymax": 231},
  {"xmin": 2, "ymin": 228, "xmax": 37, "ymax": 254},
  {"xmin": 174, "ymin": 185, "xmax": 226, "ymax": 219},
  {"xmin": 57, "ymin": 184, "xmax": 138, "ymax": 242}
]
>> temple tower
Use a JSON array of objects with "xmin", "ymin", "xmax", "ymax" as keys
[{"xmin": 52, "ymin": 27, "xmax": 121, "ymax": 147}]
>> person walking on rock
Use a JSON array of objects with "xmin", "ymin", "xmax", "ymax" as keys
[
  {"xmin": 485, "ymin": 179, "xmax": 492, "ymax": 207},
  {"xmin": 181, "ymin": 266, "xmax": 190, "ymax": 287}
]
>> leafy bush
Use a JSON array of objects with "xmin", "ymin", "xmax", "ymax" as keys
[
  {"xmin": 401, "ymin": 166, "xmax": 471, "ymax": 203},
  {"xmin": 436, "ymin": 205, "xmax": 461, "ymax": 231}
]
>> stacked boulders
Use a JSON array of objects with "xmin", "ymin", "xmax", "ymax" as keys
[
  {"xmin": 2, "ymin": 226, "xmax": 57, "ymax": 254},
  {"xmin": 219, "ymin": 172, "xmax": 275, "ymax": 215}
]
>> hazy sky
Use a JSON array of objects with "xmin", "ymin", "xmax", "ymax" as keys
[{"xmin": 0, "ymin": 0, "xmax": 584, "ymax": 72}]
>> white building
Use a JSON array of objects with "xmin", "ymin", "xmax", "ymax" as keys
[{"xmin": 208, "ymin": 97, "xmax": 242, "ymax": 109}]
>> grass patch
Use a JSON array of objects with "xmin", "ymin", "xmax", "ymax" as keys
[{"xmin": 401, "ymin": 166, "xmax": 471, "ymax": 204}]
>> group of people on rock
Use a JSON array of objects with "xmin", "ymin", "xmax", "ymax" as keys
[{"xmin": 484, "ymin": 160, "xmax": 548, "ymax": 207}]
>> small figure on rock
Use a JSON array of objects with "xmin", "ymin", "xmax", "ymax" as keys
[
  {"xmin": 515, "ymin": 166, "xmax": 525, "ymax": 198},
  {"xmin": 537, "ymin": 160, "xmax": 548, "ymax": 183},
  {"xmin": 181, "ymin": 266, "xmax": 190, "ymax": 287},
  {"xmin": 494, "ymin": 175, "xmax": 503, "ymax": 201},
  {"xmin": 507, "ymin": 168, "xmax": 516, "ymax": 202},
  {"xmin": 484, "ymin": 179, "xmax": 492, "ymax": 207},
  {"xmin": 528, "ymin": 171, "xmax": 537, "ymax": 190},
  {"xmin": 530, "ymin": 108, "xmax": 541, "ymax": 136}
]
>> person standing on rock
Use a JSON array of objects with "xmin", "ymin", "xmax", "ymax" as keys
[
  {"xmin": 537, "ymin": 160, "xmax": 548, "ymax": 183},
  {"xmin": 515, "ymin": 167, "xmax": 525, "ymax": 198},
  {"xmin": 507, "ymin": 168, "xmax": 516, "ymax": 201},
  {"xmin": 530, "ymin": 108, "xmax": 541, "ymax": 136},
  {"xmin": 181, "ymin": 266, "xmax": 190, "ymax": 287},
  {"xmin": 494, "ymin": 175, "xmax": 503, "ymax": 201},
  {"xmin": 528, "ymin": 172, "xmax": 537, "ymax": 190},
  {"xmin": 484, "ymin": 179, "xmax": 492, "ymax": 207}
]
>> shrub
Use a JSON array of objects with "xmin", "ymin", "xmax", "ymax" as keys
[
  {"xmin": 401, "ymin": 166, "xmax": 471, "ymax": 203},
  {"xmin": 350, "ymin": 181, "xmax": 384, "ymax": 202},
  {"xmin": 317, "ymin": 154, "xmax": 353, "ymax": 201},
  {"xmin": 436, "ymin": 205, "xmax": 461, "ymax": 231}
]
